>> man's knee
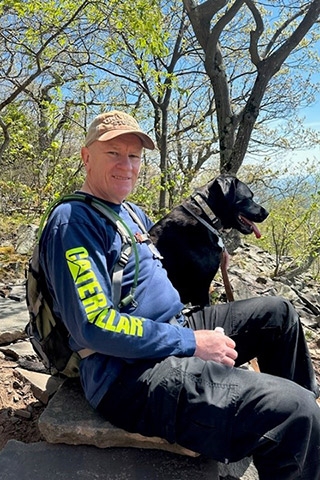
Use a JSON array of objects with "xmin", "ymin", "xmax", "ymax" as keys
[{"xmin": 262, "ymin": 296, "xmax": 298, "ymax": 328}]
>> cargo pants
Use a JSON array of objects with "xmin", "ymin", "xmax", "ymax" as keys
[{"xmin": 97, "ymin": 296, "xmax": 320, "ymax": 480}]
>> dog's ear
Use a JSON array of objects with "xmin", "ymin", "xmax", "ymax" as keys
[
  {"xmin": 215, "ymin": 175, "xmax": 238, "ymax": 201},
  {"xmin": 205, "ymin": 175, "xmax": 238, "ymax": 222},
  {"xmin": 216, "ymin": 175, "xmax": 256, "ymax": 203},
  {"xmin": 233, "ymin": 179, "xmax": 255, "ymax": 202}
]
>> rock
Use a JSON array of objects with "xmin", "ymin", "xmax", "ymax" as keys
[
  {"xmin": 39, "ymin": 378, "xmax": 199, "ymax": 456},
  {"xmin": 39, "ymin": 378, "xmax": 253, "ymax": 479},
  {"xmin": 0, "ymin": 340, "xmax": 36, "ymax": 360},
  {"xmin": 14, "ymin": 368, "xmax": 64, "ymax": 405},
  {"xmin": 0, "ymin": 298, "xmax": 28, "ymax": 344},
  {"xmin": 0, "ymin": 440, "xmax": 220, "ymax": 480},
  {"xmin": 15, "ymin": 224, "xmax": 38, "ymax": 255},
  {"xmin": 272, "ymin": 282, "xmax": 299, "ymax": 301}
]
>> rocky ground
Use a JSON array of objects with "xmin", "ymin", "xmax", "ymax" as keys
[
  {"xmin": 0, "ymin": 239, "xmax": 319, "ymax": 454},
  {"xmin": 0, "ymin": 355, "xmax": 45, "ymax": 450},
  {"xmin": 0, "ymin": 242, "xmax": 46, "ymax": 450}
]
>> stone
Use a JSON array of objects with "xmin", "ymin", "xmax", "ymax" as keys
[
  {"xmin": 0, "ymin": 340, "xmax": 36, "ymax": 360},
  {"xmin": 0, "ymin": 440, "xmax": 219, "ymax": 480},
  {"xmin": 39, "ymin": 378, "xmax": 199, "ymax": 456},
  {"xmin": 14, "ymin": 368, "xmax": 64, "ymax": 405},
  {"xmin": 15, "ymin": 224, "xmax": 38, "ymax": 255},
  {"xmin": 0, "ymin": 298, "xmax": 28, "ymax": 344},
  {"xmin": 38, "ymin": 378, "xmax": 254, "ymax": 479}
]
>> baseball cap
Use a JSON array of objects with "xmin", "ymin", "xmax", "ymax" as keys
[{"xmin": 85, "ymin": 110, "xmax": 155, "ymax": 150}]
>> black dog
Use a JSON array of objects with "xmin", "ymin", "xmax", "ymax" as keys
[{"xmin": 149, "ymin": 174, "xmax": 269, "ymax": 307}]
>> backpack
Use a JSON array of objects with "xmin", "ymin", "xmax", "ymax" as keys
[{"xmin": 25, "ymin": 193, "xmax": 154, "ymax": 378}]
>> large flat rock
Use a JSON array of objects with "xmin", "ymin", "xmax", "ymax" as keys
[
  {"xmin": 39, "ymin": 378, "xmax": 254, "ymax": 478},
  {"xmin": 0, "ymin": 440, "xmax": 219, "ymax": 480},
  {"xmin": 39, "ymin": 378, "xmax": 198, "ymax": 456}
]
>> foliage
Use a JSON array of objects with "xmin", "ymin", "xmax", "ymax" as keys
[
  {"xmin": 0, "ymin": 0, "xmax": 320, "ymax": 284},
  {"xmin": 251, "ymin": 164, "xmax": 320, "ymax": 279},
  {"xmin": 1, "ymin": 0, "xmax": 319, "ymax": 211},
  {"xmin": 0, "ymin": 180, "xmax": 38, "ymax": 216},
  {"xmin": 183, "ymin": 0, "xmax": 320, "ymax": 174}
]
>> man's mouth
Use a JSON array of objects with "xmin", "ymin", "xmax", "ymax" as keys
[{"xmin": 113, "ymin": 175, "xmax": 131, "ymax": 180}]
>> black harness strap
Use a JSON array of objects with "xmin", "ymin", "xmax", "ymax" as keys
[{"xmin": 183, "ymin": 195, "xmax": 235, "ymax": 302}]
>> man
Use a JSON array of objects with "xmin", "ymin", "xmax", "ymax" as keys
[{"xmin": 40, "ymin": 111, "xmax": 320, "ymax": 479}]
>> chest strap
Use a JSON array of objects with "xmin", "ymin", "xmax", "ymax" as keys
[
  {"xmin": 182, "ymin": 203, "xmax": 225, "ymax": 251},
  {"xmin": 182, "ymin": 202, "xmax": 234, "ymax": 302}
]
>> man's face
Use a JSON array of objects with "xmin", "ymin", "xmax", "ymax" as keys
[{"xmin": 81, "ymin": 134, "xmax": 143, "ymax": 204}]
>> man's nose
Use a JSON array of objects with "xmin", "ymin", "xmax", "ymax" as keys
[{"xmin": 118, "ymin": 154, "xmax": 132, "ymax": 167}]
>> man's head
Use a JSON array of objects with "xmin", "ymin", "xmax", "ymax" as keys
[
  {"xmin": 81, "ymin": 111, "xmax": 155, "ymax": 204},
  {"xmin": 85, "ymin": 111, "xmax": 155, "ymax": 150}
]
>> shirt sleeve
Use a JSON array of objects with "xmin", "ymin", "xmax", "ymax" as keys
[{"xmin": 40, "ymin": 202, "xmax": 196, "ymax": 361}]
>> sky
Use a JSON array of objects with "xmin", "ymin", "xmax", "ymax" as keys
[
  {"xmin": 288, "ymin": 90, "xmax": 320, "ymax": 164},
  {"xmin": 247, "ymin": 91, "xmax": 320, "ymax": 170}
]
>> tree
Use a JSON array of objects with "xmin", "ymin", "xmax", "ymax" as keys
[
  {"xmin": 0, "ymin": 1, "xmax": 91, "ymax": 113},
  {"xmin": 1, "ymin": 0, "xmax": 320, "ymax": 214},
  {"xmin": 183, "ymin": 0, "xmax": 320, "ymax": 174},
  {"xmin": 0, "ymin": 0, "xmax": 100, "ymax": 207},
  {"xmin": 256, "ymin": 161, "xmax": 320, "ymax": 278},
  {"xmin": 79, "ymin": 0, "xmax": 221, "ymax": 211}
]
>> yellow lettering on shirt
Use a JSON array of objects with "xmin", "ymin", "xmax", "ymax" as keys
[
  {"xmin": 130, "ymin": 317, "xmax": 144, "ymax": 336},
  {"xmin": 115, "ymin": 316, "xmax": 130, "ymax": 335},
  {"xmin": 78, "ymin": 281, "xmax": 101, "ymax": 300},
  {"xmin": 65, "ymin": 246, "xmax": 144, "ymax": 338},
  {"xmin": 82, "ymin": 292, "xmax": 107, "ymax": 313},
  {"xmin": 66, "ymin": 247, "xmax": 88, "ymax": 261}
]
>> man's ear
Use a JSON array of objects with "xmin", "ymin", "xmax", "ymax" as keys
[{"xmin": 81, "ymin": 146, "xmax": 90, "ymax": 167}]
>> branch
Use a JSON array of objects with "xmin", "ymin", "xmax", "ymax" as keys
[
  {"xmin": 0, "ymin": 118, "xmax": 10, "ymax": 161},
  {"xmin": 244, "ymin": 0, "xmax": 264, "ymax": 65},
  {"xmin": 0, "ymin": 0, "xmax": 90, "ymax": 112},
  {"xmin": 264, "ymin": 0, "xmax": 320, "ymax": 71},
  {"xmin": 183, "ymin": 0, "xmax": 228, "ymax": 49},
  {"xmin": 207, "ymin": 0, "xmax": 245, "ymax": 56},
  {"xmin": 226, "ymin": 0, "xmax": 320, "ymax": 173},
  {"xmin": 264, "ymin": 6, "xmax": 308, "ymax": 57}
]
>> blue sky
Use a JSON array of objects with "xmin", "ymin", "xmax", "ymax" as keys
[
  {"xmin": 245, "ymin": 92, "xmax": 320, "ymax": 169},
  {"xmin": 290, "ymin": 92, "xmax": 320, "ymax": 163},
  {"xmin": 298, "ymin": 88, "xmax": 320, "ymax": 129}
]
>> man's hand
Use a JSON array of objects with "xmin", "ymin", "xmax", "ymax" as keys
[{"xmin": 193, "ymin": 330, "xmax": 238, "ymax": 367}]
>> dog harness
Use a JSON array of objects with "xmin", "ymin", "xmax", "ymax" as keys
[
  {"xmin": 183, "ymin": 192, "xmax": 235, "ymax": 302},
  {"xmin": 183, "ymin": 192, "xmax": 225, "ymax": 252}
]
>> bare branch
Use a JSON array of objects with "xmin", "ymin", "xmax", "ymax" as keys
[
  {"xmin": 0, "ymin": 0, "xmax": 90, "ymax": 112},
  {"xmin": 244, "ymin": 0, "xmax": 264, "ymax": 65}
]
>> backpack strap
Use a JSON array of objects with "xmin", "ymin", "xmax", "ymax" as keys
[
  {"xmin": 41, "ymin": 193, "xmax": 141, "ymax": 308},
  {"xmin": 123, "ymin": 202, "xmax": 163, "ymax": 260},
  {"xmin": 37, "ymin": 193, "xmax": 155, "ymax": 361},
  {"xmin": 81, "ymin": 196, "xmax": 140, "ymax": 308}
]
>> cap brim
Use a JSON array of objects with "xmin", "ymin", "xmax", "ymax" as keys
[{"xmin": 97, "ymin": 130, "xmax": 155, "ymax": 150}]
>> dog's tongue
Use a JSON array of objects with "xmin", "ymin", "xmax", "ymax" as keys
[{"xmin": 239, "ymin": 216, "xmax": 261, "ymax": 238}]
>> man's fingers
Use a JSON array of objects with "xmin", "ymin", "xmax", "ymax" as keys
[
  {"xmin": 222, "ymin": 357, "xmax": 236, "ymax": 367},
  {"xmin": 225, "ymin": 337, "xmax": 236, "ymax": 349},
  {"xmin": 227, "ymin": 346, "xmax": 238, "ymax": 361}
]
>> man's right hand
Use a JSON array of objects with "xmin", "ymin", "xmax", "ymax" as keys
[{"xmin": 193, "ymin": 330, "xmax": 238, "ymax": 367}]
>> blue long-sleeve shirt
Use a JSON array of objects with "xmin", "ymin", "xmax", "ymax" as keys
[{"xmin": 39, "ymin": 195, "xmax": 196, "ymax": 408}]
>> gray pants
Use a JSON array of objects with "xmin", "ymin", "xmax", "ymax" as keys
[{"xmin": 98, "ymin": 297, "xmax": 320, "ymax": 479}]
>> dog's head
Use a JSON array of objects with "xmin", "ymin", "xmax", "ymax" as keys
[{"xmin": 203, "ymin": 174, "xmax": 269, "ymax": 237}]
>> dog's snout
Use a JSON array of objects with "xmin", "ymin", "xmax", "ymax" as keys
[{"xmin": 260, "ymin": 206, "xmax": 269, "ymax": 220}]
